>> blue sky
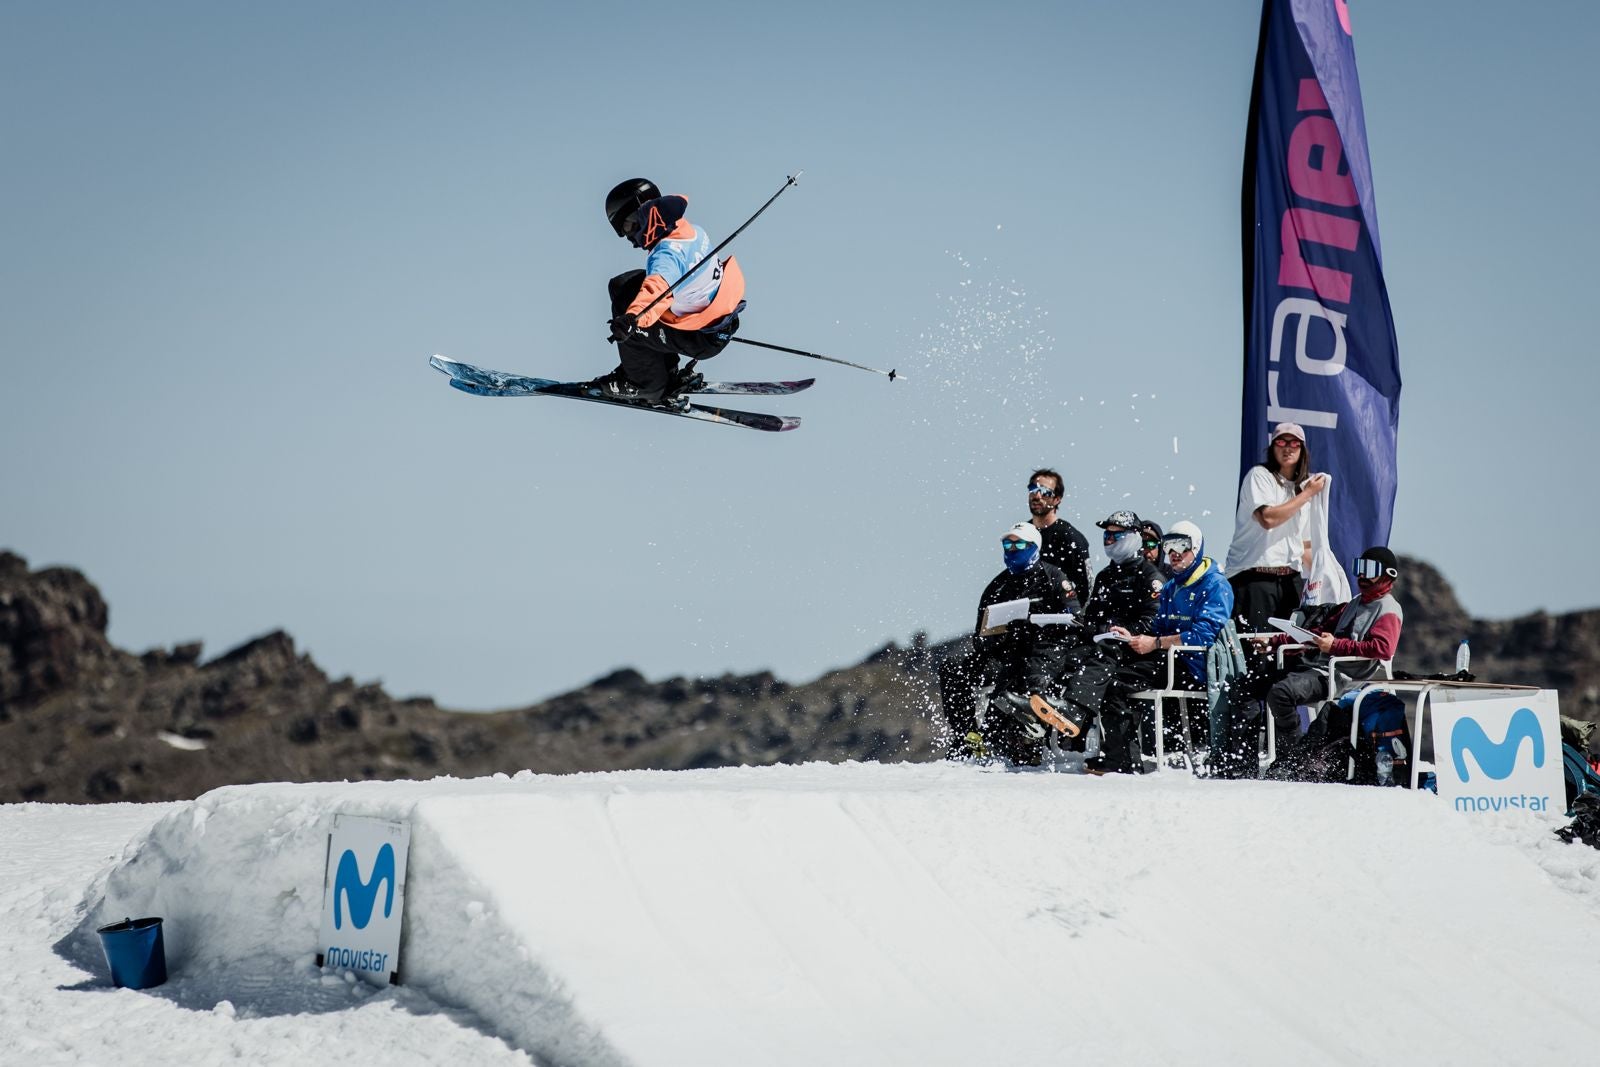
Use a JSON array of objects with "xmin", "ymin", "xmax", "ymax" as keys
[{"xmin": 4, "ymin": 1, "xmax": 1597, "ymax": 709}]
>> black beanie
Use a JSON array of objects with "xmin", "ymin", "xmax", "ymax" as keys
[{"xmin": 1359, "ymin": 546, "xmax": 1398, "ymax": 576}]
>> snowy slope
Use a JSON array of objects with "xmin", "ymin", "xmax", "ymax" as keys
[{"xmin": 7, "ymin": 764, "xmax": 1600, "ymax": 1066}]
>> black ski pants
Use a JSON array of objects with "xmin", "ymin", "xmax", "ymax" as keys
[
  {"xmin": 609, "ymin": 270, "xmax": 739, "ymax": 398},
  {"xmin": 936, "ymin": 646, "xmax": 1044, "ymax": 764},
  {"xmin": 1266, "ymin": 668, "xmax": 1330, "ymax": 741},
  {"xmin": 1058, "ymin": 643, "xmax": 1162, "ymax": 773}
]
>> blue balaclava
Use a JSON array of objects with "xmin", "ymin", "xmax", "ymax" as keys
[{"xmin": 1002, "ymin": 523, "xmax": 1041, "ymax": 574}]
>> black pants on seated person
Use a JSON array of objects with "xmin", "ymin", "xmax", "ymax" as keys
[
  {"xmin": 1058, "ymin": 643, "xmax": 1162, "ymax": 774},
  {"xmin": 1266, "ymin": 669, "xmax": 1330, "ymax": 742},
  {"xmin": 936, "ymin": 647, "xmax": 1045, "ymax": 765}
]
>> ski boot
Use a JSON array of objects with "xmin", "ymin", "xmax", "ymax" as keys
[
  {"xmin": 651, "ymin": 390, "xmax": 692, "ymax": 413},
  {"xmin": 1025, "ymin": 691, "xmax": 1092, "ymax": 739},
  {"xmin": 651, "ymin": 361, "xmax": 703, "ymax": 413},
  {"xmin": 586, "ymin": 368, "xmax": 649, "ymax": 402},
  {"xmin": 948, "ymin": 730, "xmax": 990, "ymax": 761},
  {"xmin": 670, "ymin": 361, "xmax": 706, "ymax": 396},
  {"xmin": 987, "ymin": 692, "xmax": 1049, "ymax": 742},
  {"xmin": 588, "ymin": 369, "xmax": 685, "ymax": 409}
]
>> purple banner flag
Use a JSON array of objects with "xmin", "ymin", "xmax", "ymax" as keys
[{"xmin": 1240, "ymin": 0, "xmax": 1401, "ymax": 571}]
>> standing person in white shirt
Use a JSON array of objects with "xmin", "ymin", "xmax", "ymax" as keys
[{"xmin": 1224, "ymin": 422, "xmax": 1328, "ymax": 631}]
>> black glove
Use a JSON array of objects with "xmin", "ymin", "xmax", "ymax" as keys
[{"xmin": 607, "ymin": 313, "xmax": 637, "ymax": 343}]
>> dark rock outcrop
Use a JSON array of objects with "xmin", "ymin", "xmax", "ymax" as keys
[{"xmin": 0, "ymin": 550, "xmax": 1594, "ymax": 803}]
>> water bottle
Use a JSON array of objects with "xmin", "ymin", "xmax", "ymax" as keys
[
  {"xmin": 1455, "ymin": 638, "xmax": 1471, "ymax": 674},
  {"xmin": 1374, "ymin": 743, "xmax": 1395, "ymax": 787}
]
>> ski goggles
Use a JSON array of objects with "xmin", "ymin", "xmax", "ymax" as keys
[
  {"xmin": 1354, "ymin": 557, "xmax": 1397, "ymax": 580},
  {"xmin": 1002, "ymin": 539, "xmax": 1035, "ymax": 552},
  {"xmin": 1161, "ymin": 535, "xmax": 1196, "ymax": 557},
  {"xmin": 1025, "ymin": 483, "xmax": 1060, "ymax": 497}
]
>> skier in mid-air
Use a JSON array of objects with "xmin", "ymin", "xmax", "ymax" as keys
[{"xmin": 589, "ymin": 178, "xmax": 748, "ymax": 408}]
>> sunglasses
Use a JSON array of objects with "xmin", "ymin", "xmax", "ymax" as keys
[
  {"xmin": 1354, "ymin": 557, "xmax": 1396, "ymax": 580},
  {"xmin": 1026, "ymin": 484, "xmax": 1060, "ymax": 497},
  {"xmin": 1162, "ymin": 536, "xmax": 1196, "ymax": 557},
  {"xmin": 1002, "ymin": 539, "xmax": 1034, "ymax": 552},
  {"xmin": 1102, "ymin": 529, "xmax": 1134, "ymax": 542},
  {"xmin": 1272, "ymin": 436, "xmax": 1303, "ymax": 449},
  {"xmin": 1142, "ymin": 539, "xmax": 1161, "ymax": 549}
]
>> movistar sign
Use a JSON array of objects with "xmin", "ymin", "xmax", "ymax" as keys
[
  {"xmin": 333, "ymin": 843, "xmax": 396, "ymax": 930},
  {"xmin": 318, "ymin": 814, "xmax": 411, "ymax": 985},
  {"xmin": 1451, "ymin": 707, "xmax": 1544, "ymax": 782},
  {"xmin": 1430, "ymin": 694, "xmax": 1563, "ymax": 818}
]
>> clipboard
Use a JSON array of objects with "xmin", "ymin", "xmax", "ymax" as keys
[
  {"xmin": 1269, "ymin": 616, "xmax": 1321, "ymax": 644},
  {"xmin": 979, "ymin": 598, "xmax": 1031, "ymax": 636}
]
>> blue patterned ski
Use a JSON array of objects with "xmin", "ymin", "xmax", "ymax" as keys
[{"xmin": 429, "ymin": 356, "xmax": 802, "ymax": 432}]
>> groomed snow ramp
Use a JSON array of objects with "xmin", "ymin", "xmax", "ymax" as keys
[{"xmin": 87, "ymin": 763, "xmax": 1600, "ymax": 1066}]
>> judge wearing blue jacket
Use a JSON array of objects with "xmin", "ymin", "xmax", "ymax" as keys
[{"xmin": 1118, "ymin": 520, "xmax": 1234, "ymax": 684}]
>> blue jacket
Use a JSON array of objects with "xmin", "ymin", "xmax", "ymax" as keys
[{"xmin": 1154, "ymin": 557, "xmax": 1235, "ymax": 680}]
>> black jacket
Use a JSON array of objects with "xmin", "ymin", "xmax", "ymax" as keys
[
  {"xmin": 1038, "ymin": 519, "xmax": 1091, "ymax": 602},
  {"xmin": 1080, "ymin": 558, "xmax": 1165, "ymax": 637},
  {"xmin": 971, "ymin": 560, "xmax": 1073, "ymax": 692}
]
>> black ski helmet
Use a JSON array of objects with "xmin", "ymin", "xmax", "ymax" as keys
[{"xmin": 605, "ymin": 178, "xmax": 660, "ymax": 239}]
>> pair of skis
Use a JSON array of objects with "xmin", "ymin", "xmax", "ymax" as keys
[{"xmin": 429, "ymin": 355, "xmax": 808, "ymax": 432}]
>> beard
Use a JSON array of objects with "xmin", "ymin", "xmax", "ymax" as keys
[{"xmin": 1028, "ymin": 498, "xmax": 1051, "ymax": 516}]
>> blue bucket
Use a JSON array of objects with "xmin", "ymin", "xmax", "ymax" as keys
[{"xmin": 96, "ymin": 916, "xmax": 167, "ymax": 989}]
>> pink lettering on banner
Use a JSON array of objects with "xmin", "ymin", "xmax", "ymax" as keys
[
  {"xmin": 1278, "ymin": 208, "xmax": 1359, "ymax": 304},
  {"xmin": 1336, "ymin": 0, "xmax": 1352, "ymax": 37},
  {"xmin": 1296, "ymin": 79, "xmax": 1328, "ymax": 112},
  {"xmin": 1288, "ymin": 117, "xmax": 1359, "ymax": 207}
]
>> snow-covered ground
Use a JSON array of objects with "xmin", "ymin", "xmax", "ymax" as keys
[{"xmin": 5, "ymin": 763, "xmax": 1600, "ymax": 1066}]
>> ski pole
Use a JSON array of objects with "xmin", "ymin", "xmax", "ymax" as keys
[
  {"xmin": 628, "ymin": 172, "xmax": 804, "ymax": 327},
  {"xmin": 730, "ymin": 336, "xmax": 902, "ymax": 382}
]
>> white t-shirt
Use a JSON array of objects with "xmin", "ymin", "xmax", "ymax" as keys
[{"xmin": 1224, "ymin": 465, "xmax": 1307, "ymax": 574}]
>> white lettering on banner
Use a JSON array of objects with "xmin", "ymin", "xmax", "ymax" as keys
[
  {"xmin": 1271, "ymin": 297, "xmax": 1348, "ymax": 376},
  {"xmin": 1267, "ymin": 297, "xmax": 1345, "ymax": 429},
  {"xmin": 1267, "ymin": 371, "xmax": 1339, "ymax": 429}
]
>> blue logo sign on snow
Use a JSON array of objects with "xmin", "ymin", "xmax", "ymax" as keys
[
  {"xmin": 1450, "ymin": 707, "xmax": 1544, "ymax": 782},
  {"xmin": 333, "ymin": 843, "xmax": 396, "ymax": 931}
]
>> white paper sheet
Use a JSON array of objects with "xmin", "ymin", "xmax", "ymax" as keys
[
  {"xmin": 1269, "ymin": 616, "xmax": 1322, "ymax": 644},
  {"xmin": 979, "ymin": 598, "xmax": 1031, "ymax": 634}
]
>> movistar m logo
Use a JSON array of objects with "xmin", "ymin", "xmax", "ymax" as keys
[
  {"xmin": 333, "ymin": 844, "xmax": 395, "ymax": 931},
  {"xmin": 1451, "ymin": 708, "xmax": 1544, "ymax": 782}
]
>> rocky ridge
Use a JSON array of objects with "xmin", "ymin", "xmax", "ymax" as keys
[{"xmin": 1, "ymin": 550, "xmax": 1594, "ymax": 803}]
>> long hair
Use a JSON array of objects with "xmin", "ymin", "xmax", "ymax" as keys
[{"xmin": 1262, "ymin": 441, "xmax": 1309, "ymax": 485}]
